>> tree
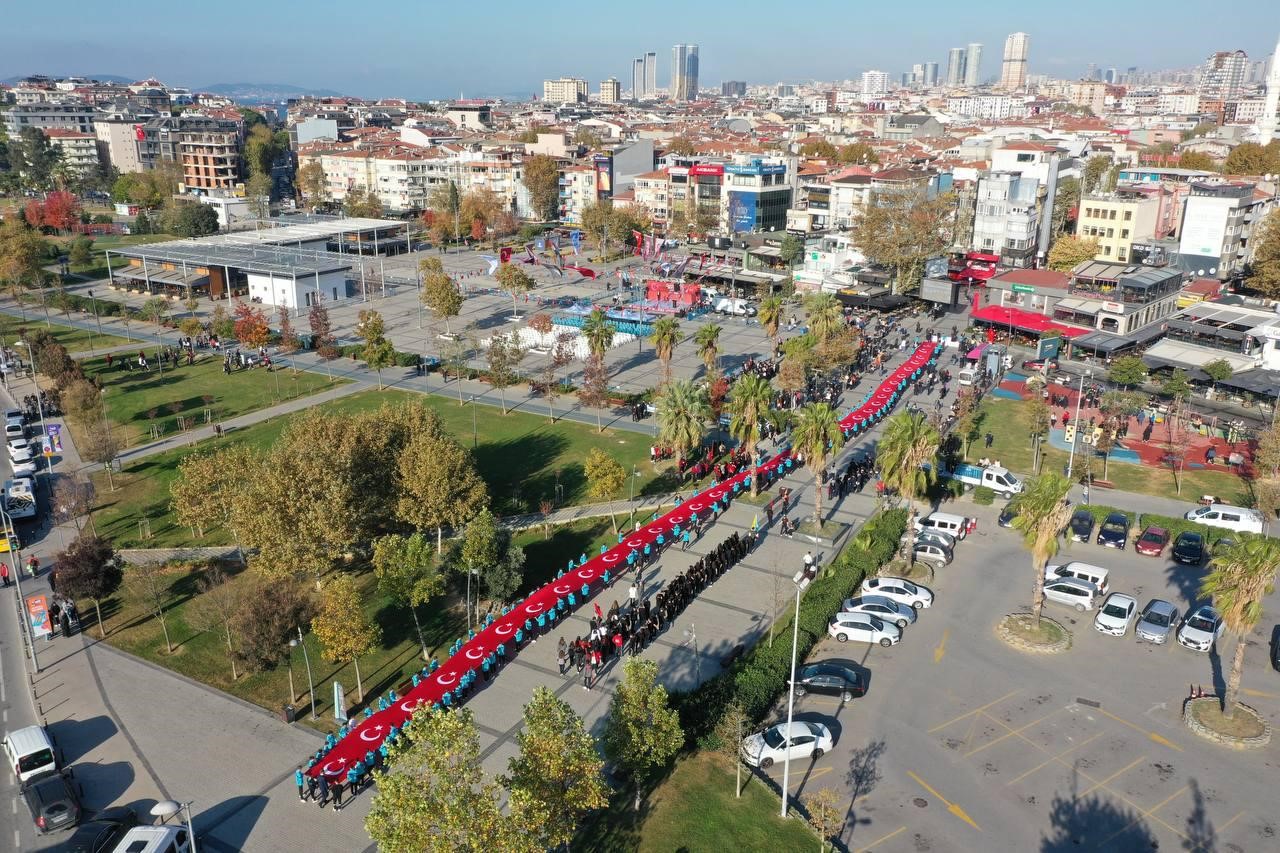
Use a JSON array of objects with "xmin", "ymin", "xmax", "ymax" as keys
[
  {"xmin": 244, "ymin": 123, "xmax": 283, "ymax": 179},
  {"xmin": 125, "ymin": 561, "xmax": 178, "ymax": 654},
  {"xmin": 295, "ymin": 161, "xmax": 328, "ymax": 210},
  {"xmin": 496, "ymin": 262, "xmax": 535, "ymax": 321},
  {"xmin": 836, "ymin": 142, "xmax": 878, "ymax": 165},
  {"xmin": 804, "ymin": 292, "xmax": 843, "ymax": 341},
  {"xmin": 693, "ymin": 322, "xmax": 721, "ymax": 376},
  {"xmin": 1026, "ymin": 396, "xmax": 1053, "ymax": 473},
  {"xmin": 307, "ymin": 300, "xmax": 336, "ymax": 356},
  {"xmin": 163, "ymin": 202, "xmax": 219, "ymax": 237},
  {"xmin": 41, "ymin": 191, "xmax": 82, "ymax": 233},
  {"xmin": 428, "ymin": 180, "xmax": 463, "ymax": 246},
  {"xmin": 806, "ymin": 786, "xmax": 843, "ymax": 851},
  {"xmin": 421, "ymin": 269, "xmax": 463, "ymax": 335},
  {"xmin": 540, "ymin": 330, "xmax": 574, "ymax": 423},
  {"xmin": 1202, "ymin": 358, "xmax": 1233, "ymax": 395},
  {"xmin": 801, "ymin": 139, "xmax": 837, "ymax": 159},
  {"xmin": 1050, "ymin": 176, "xmax": 1080, "ymax": 238},
  {"xmin": 1199, "ymin": 538, "xmax": 1280, "ymax": 719},
  {"xmin": 792, "ymin": 403, "xmax": 845, "ymax": 527},
  {"xmin": 51, "ymin": 476, "xmax": 95, "ymax": 534},
  {"xmin": 452, "ymin": 508, "xmax": 524, "ymax": 609},
  {"xmin": 584, "ymin": 447, "xmax": 627, "ymax": 533},
  {"xmin": 485, "ymin": 331, "xmax": 526, "ymax": 414},
  {"xmin": 1048, "ymin": 235, "xmax": 1100, "ymax": 272},
  {"xmin": 357, "ymin": 309, "xmax": 397, "ymax": 389},
  {"xmin": 778, "ymin": 233, "xmax": 804, "ymax": 268},
  {"xmin": 311, "ymin": 574, "xmax": 380, "ymax": 702},
  {"xmin": 665, "ymin": 136, "xmax": 696, "ymax": 156},
  {"xmin": 1082, "ymin": 155, "xmax": 1110, "ymax": 193},
  {"xmin": 580, "ymin": 308, "xmax": 615, "ymax": 361},
  {"xmin": 758, "ymin": 295, "xmax": 784, "ymax": 350},
  {"xmin": 245, "ymin": 172, "xmax": 272, "ymax": 218},
  {"xmin": 10, "ymin": 127, "xmax": 62, "ymax": 190},
  {"xmin": 1247, "ymin": 209, "xmax": 1280, "ymax": 299},
  {"xmin": 0, "ymin": 217, "xmax": 49, "ymax": 304},
  {"xmin": 581, "ymin": 198, "xmax": 616, "ymax": 260},
  {"xmin": 187, "ymin": 566, "xmax": 242, "ymax": 680},
  {"xmin": 1224, "ymin": 141, "xmax": 1280, "ymax": 176},
  {"xmin": 396, "ymin": 426, "xmax": 489, "ymax": 550},
  {"xmin": 67, "ymin": 234, "xmax": 93, "ymax": 268},
  {"xmin": 503, "ymin": 687, "xmax": 608, "ymax": 850},
  {"xmin": 138, "ymin": 296, "xmax": 170, "ymax": 326},
  {"xmin": 649, "ymin": 316, "xmax": 682, "ymax": 385},
  {"xmin": 343, "ymin": 189, "xmax": 383, "ymax": 218},
  {"xmin": 459, "ymin": 188, "xmax": 503, "ymax": 245},
  {"xmin": 657, "ymin": 379, "xmax": 710, "ymax": 460},
  {"xmin": 372, "ymin": 532, "xmax": 443, "ymax": 661},
  {"xmin": 53, "ymin": 533, "xmax": 121, "ymax": 638},
  {"xmin": 210, "ymin": 303, "xmax": 234, "ymax": 341},
  {"xmin": 603, "ymin": 657, "xmax": 684, "ymax": 811},
  {"xmin": 1009, "ymin": 472, "xmax": 1073, "ymax": 625},
  {"xmin": 232, "ymin": 300, "xmax": 269, "ymax": 349},
  {"xmin": 875, "ymin": 411, "xmax": 940, "ymax": 558},
  {"xmin": 577, "ymin": 355, "xmax": 611, "ymax": 433},
  {"xmin": 727, "ymin": 374, "xmax": 775, "ymax": 494},
  {"xmin": 713, "ymin": 700, "xmax": 750, "ymax": 797},
  {"xmin": 79, "ymin": 422, "xmax": 121, "ymax": 491},
  {"xmin": 170, "ymin": 445, "xmax": 258, "ymax": 541},
  {"xmin": 276, "ymin": 306, "xmax": 300, "ymax": 354},
  {"xmin": 849, "ymin": 189, "xmax": 952, "ymax": 293},
  {"xmin": 233, "ymin": 577, "xmax": 314, "ymax": 675},
  {"xmin": 522, "ymin": 154, "xmax": 561, "ymax": 221},
  {"xmin": 1160, "ymin": 368, "xmax": 1193, "ymax": 400},
  {"xmin": 1177, "ymin": 151, "xmax": 1217, "ymax": 172},
  {"xmin": 1107, "ymin": 354, "xmax": 1148, "ymax": 389}
]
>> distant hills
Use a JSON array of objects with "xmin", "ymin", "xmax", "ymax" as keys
[{"xmin": 198, "ymin": 82, "xmax": 346, "ymax": 102}]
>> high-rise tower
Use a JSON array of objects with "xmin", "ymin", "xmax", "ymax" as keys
[
  {"xmin": 999, "ymin": 32, "xmax": 1029, "ymax": 91},
  {"xmin": 964, "ymin": 43, "xmax": 983, "ymax": 86},
  {"xmin": 946, "ymin": 47, "xmax": 967, "ymax": 86},
  {"xmin": 1256, "ymin": 34, "xmax": 1280, "ymax": 144}
]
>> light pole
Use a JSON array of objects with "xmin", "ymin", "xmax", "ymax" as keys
[
  {"xmin": 1064, "ymin": 370, "xmax": 1092, "ymax": 482},
  {"xmin": 151, "ymin": 800, "xmax": 198, "ymax": 853},
  {"xmin": 2, "ymin": 508, "xmax": 37, "ymax": 673},
  {"xmin": 291, "ymin": 628, "xmax": 316, "ymax": 719},
  {"xmin": 780, "ymin": 568, "xmax": 814, "ymax": 818},
  {"xmin": 471, "ymin": 395, "xmax": 477, "ymax": 448}
]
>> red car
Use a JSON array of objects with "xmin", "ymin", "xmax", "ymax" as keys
[{"xmin": 1135, "ymin": 526, "xmax": 1169, "ymax": 557}]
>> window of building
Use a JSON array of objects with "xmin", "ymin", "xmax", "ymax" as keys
[
  {"xmin": 1102, "ymin": 245, "xmax": 1111, "ymax": 255},
  {"xmin": 1123, "ymin": 210, "xmax": 1133, "ymax": 221},
  {"xmin": 1109, "ymin": 210, "xmax": 1117, "ymax": 220},
  {"xmin": 1121, "ymin": 229, "xmax": 1129, "ymax": 238}
]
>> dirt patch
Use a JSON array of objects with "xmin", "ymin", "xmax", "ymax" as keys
[{"xmin": 1189, "ymin": 701, "xmax": 1267, "ymax": 739}]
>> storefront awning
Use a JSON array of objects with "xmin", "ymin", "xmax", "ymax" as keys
[
  {"xmin": 970, "ymin": 304, "xmax": 1090, "ymax": 338},
  {"xmin": 1055, "ymin": 298, "xmax": 1099, "ymax": 315},
  {"xmin": 1141, "ymin": 340, "xmax": 1259, "ymax": 375}
]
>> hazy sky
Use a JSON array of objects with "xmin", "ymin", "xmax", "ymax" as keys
[{"xmin": 3, "ymin": 0, "xmax": 1275, "ymax": 98}]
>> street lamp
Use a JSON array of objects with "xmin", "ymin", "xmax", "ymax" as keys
[
  {"xmin": 471, "ymin": 395, "xmax": 477, "ymax": 448},
  {"xmin": 150, "ymin": 800, "xmax": 198, "ymax": 853},
  {"xmin": 290, "ymin": 628, "xmax": 317, "ymax": 720},
  {"xmin": 87, "ymin": 289, "xmax": 104, "ymax": 348},
  {"xmin": 1064, "ymin": 369, "xmax": 1092, "ymax": 482},
  {"xmin": 780, "ymin": 567, "xmax": 814, "ymax": 818},
  {"xmin": 2, "ymin": 508, "xmax": 37, "ymax": 674}
]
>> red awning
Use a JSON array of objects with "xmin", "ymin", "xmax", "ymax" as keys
[{"xmin": 970, "ymin": 304, "xmax": 1089, "ymax": 338}]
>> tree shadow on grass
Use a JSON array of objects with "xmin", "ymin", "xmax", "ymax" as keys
[
  {"xmin": 1040, "ymin": 769, "xmax": 1160, "ymax": 852},
  {"xmin": 470, "ymin": 428, "xmax": 570, "ymax": 509},
  {"xmin": 517, "ymin": 520, "xmax": 613, "ymax": 594}
]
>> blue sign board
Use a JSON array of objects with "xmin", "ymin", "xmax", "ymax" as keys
[
  {"xmin": 724, "ymin": 160, "xmax": 786, "ymax": 176},
  {"xmin": 728, "ymin": 191, "xmax": 757, "ymax": 232}
]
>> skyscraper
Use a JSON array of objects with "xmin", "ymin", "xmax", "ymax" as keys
[
  {"xmin": 686, "ymin": 44, "xmax": 699, "ymax": 99},
  {"xmin": 645, "ymin": 52, "xmax": 656, "ymax": 96},
  {"xmin": 632, "ymin": 58, "xmax": 645, "ymax": 100},
  {"xmin": 1257, "ymin": 33, "xmax": 1280, "ymax": 144},
  {"xmin": 1198, "ymin": 50, "xmax": 1248, "ymax": 99},
  {"xmin": 671, "ymin": 43, "xmax": 699, "ymax": 100},
  {"xmin": 947, "ymin": 47, "xmax": 967, "ymax": 86},
  {"xmin": 999, "ymin": 32, "xmax": 1029, "ymax": 91},
  {"xmin": 924, "ymin": 62, "xmax": 939, "ymax": 86},
  {"xmin": 964, "ymin": 43, "xmax": 983, "ymax": 86}
]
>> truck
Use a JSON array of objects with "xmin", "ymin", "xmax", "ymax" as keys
[
  {"xmin": 3, "ymin": 478, "xmax": 37, "ymax": 521},
  {"xmin": 940, "ymin": 463, "xmax": 1024, "ymax": 497}
]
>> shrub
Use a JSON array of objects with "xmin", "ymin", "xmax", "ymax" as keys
[{"xmin": 973, "ymin": 485, "xmax": 995, "ymax": 505}]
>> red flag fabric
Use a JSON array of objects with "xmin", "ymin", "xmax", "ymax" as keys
[{"xmin": 499, "ymin": 247, "xmax": 512, "ymax": 264}]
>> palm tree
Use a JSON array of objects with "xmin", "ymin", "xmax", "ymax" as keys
[
  {"xmin": 581, "ymin": 308, "xmax": 615, "ymax": 362},
  {"xmin": 726, "ymin": 373, "xmax": 774, "ymax": 494},
  {"xmin": 693, "ymin": 323, "xmax": 722, "ymax": 377},
  {"xmin": 1200, "ymin": 538, "xmax": 1280, "ymax": 719},
  {"xmin": 657, "ymin": 379, "xmax": 710, "ymax": 460},
  {"xmin": 650, "ymin": 316, "xmax": 682, "ymax": 385},
  {"xmin": 875, "ymin": 412, "xmax": 941, "ymax": 559},
  {"xmin": 804, "ymin": 292, "xmax": 843, "ymax": 341},
  {"xmin": 758, "ymin": 295, "xmax": 784, "ymax": 350},
  {"xmin": 1008, "ymin": 473, "xmax": 1073, "ymax": 625},
  {"xmin": 791, "ymin": 403, "xmax": 844, "ymax": 527}
]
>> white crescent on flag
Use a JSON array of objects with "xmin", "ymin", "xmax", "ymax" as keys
[{"xmin": 480, "ymin": 255, "xmax": 499, "ymax": 276}]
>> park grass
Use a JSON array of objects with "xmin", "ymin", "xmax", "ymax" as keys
[
  {"xmin": 91, "ymin": 388, "xmax": 678, "ymax": 548},
  {"xmin": 54, "ymin": 232, "xmax": 177, "ymax": 281},
  {"xmin": 976, "ymin": 397, "xmax": 1252, "ymax": 504},
  {"xmin": 575, "ymin": 751, "xmax": 818, "ymax": 852},
  {"xmin": 0, "ymin": 311, "xmax": 134, "ymax": 354}
]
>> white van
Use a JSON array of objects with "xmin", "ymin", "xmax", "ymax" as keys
[
  {"xmin": 1044, "ymin": 561, "xmax": 1110, "ymax": 596},
  {"xmin": 1044, "ymin": 577, "xmax": 1101, "ymax": 611},
  {"xmin": 112, "ymin": 826, "xmax": 192, "ymax": 853},
  {"xmin": 715, "ymin": 298, "xmax": 757, "ymax": 317},
  {"xmin": 3, "ymin": 725, "xmax": 57, "ymax": 783},
  {"xmin": 1183, "ymin": 504, "xmax": 1265, "ymax": 535},
  {"xmin": 915, "ymin": 511, "xmax": 974, "ymax": 540},
  {"xmin": 957, "ymin": 367, "xmax": 979, "ymax": 387}
]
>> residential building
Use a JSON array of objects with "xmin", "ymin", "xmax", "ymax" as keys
[
  {"xmin": 947, "ymin": 47, "xmax": 967, "ymax": 86},
  {"xmin": 972, "ymin": 171, "xmax": 1040, "ymax": 267},
  {"xmin": 999, "ymin": 32, "xmax": 1030, "ymax": 91},
  {"xmin": 964, "ymin": 43, "xmax": 983, "ymax": 87},
  {"xmin": 557, "ymin": 164, "xmax": 598, "ymax": 224},
  {"xmin": 633, "ymin": 169, "xmax": 670, "ymax": 225},
  {"xmin": 722, "ymin": 81, "xmax": 747, "ymax": 98},
  {"xmin": 828, "ymin": 170, "xmax": 874, "ymax": 229},
  {"xmin": 1257, "ymin": 32, "xmax": 1280, "ymax": 144},
  {"xmin": 1198, "ymin": 50, "xmax": 1248, "ymax": 100},
  {"xmin": 946, "ymin": 95, "xmax": 1026, "ymax": 120},
  {"xmin": 42, "ymin": 129, "xmax": 100, "ymax": 176},
  {"xmin": 443, "ymin": 102, "xmax": 492, "ymax": 129},
  {"xmin": 598, "ymin": 78, "xmax": 622, "ymax": 104},
  {"xmin": 1069, "ymin": 81, "xmax": 1109, "ymax": 114},
  {"xmin": 1178, "ymin": 179, "xmax": 1278, "ymax": 280},
  {"xmin": 3, "ymin": 101, "xmax": 95, "ymax": 137},
  {"xmin": 93, "ymin": 105, "xmax": 156, "ymax": 173},
  {"xmin": 860, "ymin": 70, "xmax": 890, "ymax": 100},
  {"xmin": 991, "ymin": 141, "xmax": 1065, "ymax": 186},
  {"xmin": 543, "ymin": 78, "xmax": 588, "ymax": 104},
  {"xmin": 1077, "ymin": 189, "xmax": 1162, "ymax": 263},
  {"xmin": 136, "ymin": 115, "xmax": 244, "ymax": 192}
]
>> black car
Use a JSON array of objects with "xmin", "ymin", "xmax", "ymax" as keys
[
  {"xmin": 1097, "ymin": 513, "xmax": 1130, "ymax": 549},
  {"xmin": 1067, "ymin": 509, "xmax": 1095, "ymax": 542},
  {"xmin": 62, "ymin": 807, "xmax": 137, "ymax": 853},
  {"xmin": 1171, "ymin": 532, "xmax": 1206, "ymax": 565},
  {"xmin": 21, "ymin": 769, "xmax": 81, "ymax": 834},
  {"xmin": 792, "ymin": 663, "xmax": 865, "ymax": 702},
  {"xmin": 1270, "ymin": 625, "xmax": 1280, "ymax": 673},
  {"xmin": 998, "ymin": 503, "xmax": 1018, "ymax": 528}
]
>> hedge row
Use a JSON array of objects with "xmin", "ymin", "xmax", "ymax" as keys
[{"xmin": 671, "ymin": 508, "xmax": 908, "ymax": 745}]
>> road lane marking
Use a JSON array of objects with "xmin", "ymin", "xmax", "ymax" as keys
[
  {"xmin": 1093, "ymin": 707, "xmax": 1183, "ymax": 752},
  {"xmin": 1076, "ymin": 755, "xmax": 1146, "ymax": 798},
  {"xmin": 1005, "ymin": 732, "xmax": 1105, "ymax": 785},
  {"xmin": 965, "ymin": 708, "xmax": 1063, "ymax": 757},
  {"xmin": 854, "ymin": 825, "xmax": 906, "ymax": 852},
  {"xmin": 1144, "ymin": 784, "xmax": 1190, "ymax": 817},
  {"xmin": 1242, "ymin": 687, "xmax": 1277, "ymax": 699},
  {"xmin": 1096, "ymin": 784, "xmax": 1191, "ymax": 848},
  {"xmin": 906, "ymin": 771, "xmax": 981, "ymax": 831},
  {"xmin": 927, "ymin": 689, "xmax": 1020, "ymax": 733},
  {"xmin": 933, "ymin": 628, "xmax": 949, "ymax": 663}
]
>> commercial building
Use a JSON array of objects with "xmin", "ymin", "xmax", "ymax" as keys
[
  {"xmin": 999, "ymin": 32, "xmax": 1030, "ymax": 91},
  {"xmin": 947, "ymin": 47, "xmax": 967, "ymax": 86},
  {"xmin": 1178, "ymin": 179, "xmax": 1277, "ymax": 281},
  {"xmin": 443, "ymin": 102, "xmax": 492, "ymax": 129},
  {"xmin": 971, "ymin": 171, "xmax": 1040, "ymax": 267},
  {"xmin": 1143, "ymin": 302, "xmax": 1280, "ymax": 401},
  {"xmin": 645, "ymin": 52, "xmax": 657, "ymax": 96},
  {"xmin": 671, "ymin": 43, "xmax": 700, "ymax": 101},
  {"xmin": 543, "ymin": 78, "xmax": 588, "ymax": 104},
  {"xmin": 924, "ymin": 62, "xmax": 939, "ymax": 86},
  {"xmin": 42, "ymin": 129, "xmax": 100, "ymax": 176},
  {"xmin": 3, "ymin": 101, "xmax": 96, "ymax": 137},
  {"xmin": 964, "ymin": 43, "xmax": 983, "ymax": 87},
  {"xmin": 723, "ymin": 158, "xmax": 792, "ymax": 234},
  {"xmin": 598, "ymin": 78, "xmax": 622, "ymax": 104},
  {"xmin": 631, "ymin": 58, "xmax": 646, "ymax": 100},
  {"xmin": 722, "ymin": 80, "xmax": 747, "ymax": 98},
  {"xmin": 1198, "ymin": 50, "xmax": 1248, "ymax": 100}
]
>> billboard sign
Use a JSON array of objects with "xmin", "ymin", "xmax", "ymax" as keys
[
  {"xmin": 725, "ymin": 162, "xmax": 787, "ymax": 176},
  {"xmin": 1178, "ymin": 197, "xmax": 1231, "ymax": 259},
  {"xmin": 27, "ymin": 594, "xmax": 52, "ymax": 639},
  {"xmin": 689, "ymin": 164, "xmax": 724, "ymax": 177},
  {"xmin": 919, "ymin": 277, "xmax": 957, "ymax": 305},
  {"xmin": 728, "ymin": 192, "xmax": 757, "ymax": 233},
  {"xmin": 592, "ymin": 154, "xmax": 613, "ymax": 198}
]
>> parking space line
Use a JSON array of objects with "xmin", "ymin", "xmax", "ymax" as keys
[
  {"xmin": 854, "ymin": 825, "xmax": 906, "ymax": 852},
  {"xmin": 927, "ymin": 689, "xmax": 1020, "ymax": 733},
  {"xmin": 1076, "ymin": 755, "xmax": 1146, "ymax": 798},
  {"xmin": 1216, "ymin": 811, "xmax": 1246, "ymax": 835},
  {"xmin": 1095, "ymin": 784, "xmax": 1190, "ymax": 848},
  {"xmin": 1004, "ymin": 732, "xmax": 1104, "ymax": 786},
  {"xmin": 906, "ymin": 771, "xmax": 982, "ymax": 831},
  {"xmin": 1242, "ymin": 687, "xmax": 1277, "ymax": 699},
  {"xmin": 1093, "ymin": 707, "xmax": 1183, "ymax": 752},
  {"xmin": 933, "ymin": 628, "xmax": 949, "ymax": 663},
  {"xmin": 964, "ymin": 707, "xmax": 1063, "ymax": 757}
]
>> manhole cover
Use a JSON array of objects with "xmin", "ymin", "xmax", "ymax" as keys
[{"xmin": 913, "ymin": 797, "xmax": 928, "ymax": 808}]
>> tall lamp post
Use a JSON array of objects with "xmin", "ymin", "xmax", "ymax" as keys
[
  {"xmin": 291, "ymin": 628, "xmax": 316, "ymax": 720},
  {"xmin": 780, "ymin": 566, "xmax": 815, "ymax": 818},
  {"xmin": 87, "ymin": 289, "xmax": 104, "ymax": 349},
  {"xmin": 1064, "ymin": 369, "xmax": 1092, "ymax": 482}
]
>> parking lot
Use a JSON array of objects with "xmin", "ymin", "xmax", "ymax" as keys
[{"xmin": 751, "ymin": 500, "xmax": 1280, "ymax": 852}]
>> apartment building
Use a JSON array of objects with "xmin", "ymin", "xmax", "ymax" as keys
[
  {"xmin": 632, "ymin": 169, "xmax": 670, "ymax": 225},
  {"xmin": 4, "ymin": 101, "xmax": 96, "ymax": 137},
  {"xmin": 543, "ymin": 78, "xmax": 588, "ymax": 104},
  {"xmin": 598, "ymin": 79, "xmax": 622, "ymax": 104},
  {"xmin": 971, "ymin": 171, "xmax": 1039, "ymax": 267},
  {"xmin": 1077, "ymin": 189, "xmax": 1161, "ymax": 263},
  {"xmin": 42, "ymin": 129, "xmax": 101, "ymax": 176},
  {"xmin": 137, "ymin": 116, "xmax": 243, "ymax": 191},
  {"xmin": 1178, "ymin": 180, "xmax": 1278, "ymax": 281},
  {"xmin": 93, "ymin": 105, "xmax": 157, "ymax": 173},
  {"xmin": 557, "ymin": 164, "xmax": 598, "ymax": 224}
]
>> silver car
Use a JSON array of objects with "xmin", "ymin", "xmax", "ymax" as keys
[
  {"xmin": 1135, "ymin": 599, "xmax": 1180, "ymax": 644},
  {"xmin": 914, "ymin": 529, "xmax": 957, "ymax": 551}
]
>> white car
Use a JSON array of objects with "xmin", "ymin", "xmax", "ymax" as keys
[
  {"xmin": 6, "ymin": 439, "xmax": 33, "ymax": 464},
  {"xmin": 740, "ymin": 721, "xmax": 833, "ymax": 769},
  {"xmin": 841, "ymin": 595, "xmax": 917, "ymax": 629},
  {"xmin": 828, "ymin": 613, "xmax": 902, "ymax": 647},
  {"xmin": 1176, "ymin": 605, "xmax": 1224, "ymax": 652},
  {"xmin": 860, "ymin": 576, "xmax": 934, "ymax": 610},
  {"xmin": 9, "ymin": 459, "xmax": 36, "ymax": 478},
  {"xmin": 1043, "ymin": 577, "xmax": 1100, "ymax": 612},
  {"xmin": 4, "ymin": 419, "xmax": 23, "ymax": 441},
  {"xmin": 1093, "ymin": 592, "xmax": 1138, "ymax": 637}
]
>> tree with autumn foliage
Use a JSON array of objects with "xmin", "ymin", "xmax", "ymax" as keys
[
  {"xmin": 41, "ymin": 191, "xmax": 83, "ymax": 234},
  {"xmin": 233, "ymin": 301, "xmax": 270, "ymax": 349}
]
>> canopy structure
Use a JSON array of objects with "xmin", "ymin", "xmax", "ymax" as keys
[{"xmin": 971, "ymin": 304, "xmax": 1089, "ymax": 338}]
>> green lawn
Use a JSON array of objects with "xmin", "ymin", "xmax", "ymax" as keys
[
  {"xmin": 976, "ymin": 397, "xmax": 1253, "ymax": 504},
  {"xmin": 57, "ymin": 233, "xmax": 177, "ymax": 281},
  {"xmin": 0, "ymin": 312, "xmax": 134, "ymax": 354},
  {"xmin": 92, "ymin": 389, "xmax": 679, "ymax": 548},
  {"xmin": 575, "ymin": 752, "xmax": 819, "ymax": 852}
]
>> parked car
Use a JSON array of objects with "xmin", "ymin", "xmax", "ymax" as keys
[
  {"xmin": 841, "ymin": 595, "xmax": 917, "ymax": 629},
  {"xmin": 1066, "ymin": 509, "xmax": 1095, "ymax": 542},
  {"xmin": 860, "ymin": 577, "xmax": 933, "ymax": 610},
  {"xmin": 1134, "ymin": 526, "xmax": 1169, "ymax": 557},
  {"xmin": 1096, "ymin": 513, "xmax": 1130, "ymax": 549},
  {"xmin": 915, "ymin": 529, "xmax": 957, "ymax": 551},
  {"xmin": 998, "ymin": 502, "xmax": 1018, "ymax": 528},
  {"xmin": 828, "ymin": 613, "xmax": 902, "ymax": 647},
  {"xmin": 109, "ymin": 826, "xmax": 192, "ymax": 853},
  {"xmin": 791, "ymin": 663, "xmax": 865, "ymax": 702},
  {"xmin": 1094, "ymin": 593, "xmax": 1138, "ymax": 637},
  {"xmin": 21, "ymin": 768, "xmax": 81, "ymax": 834},
  {"xmin": 740, "ymin": 721, "xmax": 833, "ymax": 768},
  {"xmin": 1022, "ymin": 358, "xmax": 1057, "ymax": 370},
  {"xmin": 62, "ymin": 807, "xmax": 137, "ymax": 853},
  {"xmin": 1135, "ymin": 599, "xmax": 1180, "ymax": 644},
  {"xmin": 1176, "ymin": 606, "xmax": 1224, "ymax": 652},
  {"xmin": 1271, "ymin": 625, "xmax": 1280, "ymax": 672},
  {"xmin": 1171, "ymin": 532, "xmax": 1206, "ymax": 566},
  {"xmin": 7, "ymin": 438, "xmax": 34, "ymax": 464},
  {"xmin": 1212, "ymin": 537, "xmax": 1238, "ymax": 558},
  {"xmin": 912, "ymin": 541, "xmax": 953, "ymax": 566},
  {"xmin": 5, "ymin": 419, "xmax": 25, "ymax": 441},
  {"xmin": 1043, "ymin": 577, "xmax": 1101, "ymax": 612}
]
